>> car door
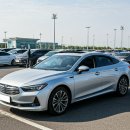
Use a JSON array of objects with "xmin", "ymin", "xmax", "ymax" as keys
[
  {"xmin": 3, "ymin": 52, "xmax": 11, "ymax": 64},
  {"xmin": 93, "ymin": 55, "xmax": 119, "ymax": 93},
  {"xmin": 0, "ymin": 52, "xmax": 10, "ymax": 64},
  {"xmin": 0, "ymin": 52, "xmax": 4, "ymax": 64},
  {"xmin": 74, "ymin": 56, "xmax": 105, "ymax": 99}
]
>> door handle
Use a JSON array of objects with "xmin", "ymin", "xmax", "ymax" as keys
[
  {"xmin": 114, "ymin": 68, "xmax": 118, "ymax": 71},
  {"xmin": 95, "ymin": 72, "xmax": 100, "ymax": 75}
]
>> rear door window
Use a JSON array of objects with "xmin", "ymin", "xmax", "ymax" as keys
[{"xmin": 95, "ymin": 55, "xmax": 114, "ymax": 68}]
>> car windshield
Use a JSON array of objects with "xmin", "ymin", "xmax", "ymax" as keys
[
  {"xmin": 45, "ymin": 51, "xmax": 58, "ymax": 56},
  {"xmin": 34, "ymin": 55, "xmax": 80, "ymax": 71},
  {"xmin": 31, "ymin": 49, "xmax": 37, "ymax": 54},
  {"xmin": 8, "ymin": 49, "xmax": 26, "ymax": 54},
  {"xmin": 8, "ymin": 49, "xmax": 17, "ymax": 54}
]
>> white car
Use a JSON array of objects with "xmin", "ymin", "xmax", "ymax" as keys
[
  {"xmin": 8, "ymin": 49, "xmax": 27, "ymax": 56},
  {"xmin": 0, "ymin": 51, "xmax": 15, "ymax": 65}
]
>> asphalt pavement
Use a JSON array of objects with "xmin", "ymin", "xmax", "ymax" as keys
[{"xmin": 0, "ymin": 66, "xmax": 130, "ymax": 130}]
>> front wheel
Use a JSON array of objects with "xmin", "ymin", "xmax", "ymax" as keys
[
  {"xmin": 48, "ymin": 87, "xmax": 71, "ymax": 115},
  {"xmin": 11, "ymin": 59, "xmax": 15, "ymax": 66},
  {"xmin": 116, "ymin": 76, "xmax": 129, "ymax": 96}
]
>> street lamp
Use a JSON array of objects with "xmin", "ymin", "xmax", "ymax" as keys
[
  {"xmin": 93, "ymin": 34, "xmax": 95, "ymax": 50},
  {"xmin": 4, "ymin": 31, "xmax": 7, "ymax": 48},
  {"xmin": 52, "ymin": 13, "xmax": 57, "ymax": 50},
  {"xmin": 86, "ymin": 27, "xmax": 90, "ymax": 51},
  {"xmin": 114, "ymin": 29, "xmax": 117, "ymax": 50},
  {"xmin": 120, "ymin": 26, "xmax": 124, "ymax": 50},
  {"xmin": 106, "ymin": 33, "xmax": 109, "ymax": 49},
  {"xmin": 61, "ymin": 36, "xmax": 64, "ymax": 49},
  {"xmin": 39, "ymin": 33, "xmax": 42, "ymax": 49}
]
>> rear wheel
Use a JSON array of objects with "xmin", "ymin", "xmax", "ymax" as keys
[
  {"xmin": 48, "ymin": 87, "xmax": 71, "ymax": 115},
  {"xmin": 116, "ymin": 76, "xmax": 129, "ymax": 96}
]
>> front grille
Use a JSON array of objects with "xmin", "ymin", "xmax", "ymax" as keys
[{"xmin": 0, "ymin": 84, "xmax": 20, "ymax": 95}]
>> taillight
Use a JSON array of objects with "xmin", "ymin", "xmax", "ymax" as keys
[{"xmin": 128, "ymin": 66, "xmax": 130, "ymax": 69}]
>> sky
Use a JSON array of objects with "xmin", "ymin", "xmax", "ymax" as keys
[{"xmin": 0, "ymin": 0, "xmax": 130, "ymax": 48}]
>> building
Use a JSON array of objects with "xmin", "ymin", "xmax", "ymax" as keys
[
  {"xmin": 4, "ymin": 37, "xmax": 39, "ymax": 49},
  {"xmin": 0, "ymin": 42, "xmax": 7, "ymax": 48},
  {"xmin": 37, "ymin": 42, "xmax": 58, "ymax": 49}
]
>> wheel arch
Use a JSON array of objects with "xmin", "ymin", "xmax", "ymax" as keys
[
  {"xmin": 50, "ymin": 84, "xmax": 72, "ymax": 101},
  {"xmin": 47, "ymin": 84, "xmax": 72, "ymax": 109}
]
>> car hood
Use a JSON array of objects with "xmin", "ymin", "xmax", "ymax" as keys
[{"xmin": 0, "ymin": 68, "xmax": 65, "ymax": 87}]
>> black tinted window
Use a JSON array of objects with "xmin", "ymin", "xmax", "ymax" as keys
[
  {"xmin": 111, "ymin": 57, "xmax": 119, "ymax": 64},
  {"xmin": 0, "ymin": 52, "xmax": 10, "ymax": 56},
  {"xmin": 79, "ymin": 56, "xmax": 94, "ymax": 68},
  {"xmin": 95, "ymin": 56, "xmax": 113, "ymax": 67},
  {"xmin": 17, "ymin": 50, "xmax": 26, "ymax": 54}
]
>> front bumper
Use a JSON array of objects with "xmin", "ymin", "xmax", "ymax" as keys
[
  {"xmin": 15, "ymin": 58, "xmax": 27, "ymax": 65},
  {"xmin": 0, "ymin": 101, "xmax": 45, "ymax": 111},
  {"xmin": 0, "ymin": 87, "xmax": 50, "ymax": 111}
]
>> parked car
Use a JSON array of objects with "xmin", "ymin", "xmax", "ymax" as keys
[
  {"xmin": 0, "ymin": 48, "xmax": 15, "ymax": 52},
  {"xmin": 37, "ymin": 50, "xmax": 59, "ymax": 63},
  {"xmin": 8, "ymin": 48, "xmax": 27, "ymax": 54},
  {"xmin": 0, "ymin": 52, "xmax": 130, "ymax": 115},
  {"xmin": 0, "ymin": 51, "xmax": 15, "ymax": 65},
  {"xmin": 115, "ymin": 52, "xmax": 130, "ymax": 62},
  {"xmin": 15, "ymin": 49, "xmax": 51, "ymax": 66},
  {"xmin": 37, "ymin": 50, "xmax": 85, "ymax": 63}
]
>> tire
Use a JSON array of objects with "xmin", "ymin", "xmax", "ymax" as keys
[
  {"xmin": 48, "ymin": 87, "xmax": 71, "ymax": 115},
  {"xmin": 116, "ymin": 76, "xmax": 129, "ymax": 96},
  {"xmin": 11, "ymin": 59, "xmax": 15, "ymax": 66}
]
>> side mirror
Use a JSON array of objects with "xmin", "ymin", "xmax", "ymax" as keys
[{"xmin": 78, "ymin": 65, "xmax": 89, "ymax": 73}]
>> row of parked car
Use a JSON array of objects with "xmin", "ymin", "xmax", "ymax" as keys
[
  {"xmin": 0, "ymin": 48, "xmax": 85, "ymax": 66},
  {"xmin": 1, "ymin": 48, "xmax": 130, "ymax": 67},
  {"xmin": 0, "ymin": 48, "xmax": 51, "ymax": 66}
]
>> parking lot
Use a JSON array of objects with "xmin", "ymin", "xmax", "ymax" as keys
[{"xmin": 0, "ymin": 66, "xmax": 130, "ymax": 130}]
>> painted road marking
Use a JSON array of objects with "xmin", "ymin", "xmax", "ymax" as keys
[{"xmin": 0, "ymin": 109, "xmax": 53, "ymax": 130}]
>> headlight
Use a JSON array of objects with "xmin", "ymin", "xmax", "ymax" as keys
[{"xmin": 21, "ymin": 83, "xmax": 48, "ymax": 92}]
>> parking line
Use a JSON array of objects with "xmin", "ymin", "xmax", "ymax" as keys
[{"xmin": 0, "ymin": 109, "xmax": 53, "ymax": 130}]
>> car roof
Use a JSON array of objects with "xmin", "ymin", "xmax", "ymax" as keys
[
  {"xmin": 12, "ymin": 49, "xmax": 27, "ymax": 51},
  {"xmin": 55, "ymin": 52, "xmax": 108, "ymax": 57}
]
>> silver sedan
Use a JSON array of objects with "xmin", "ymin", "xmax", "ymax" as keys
[{"xmin": 0, "ymin": 52, "xmax": 130, "ymax": 115}]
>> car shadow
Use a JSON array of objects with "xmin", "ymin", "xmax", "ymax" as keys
[{"xmin": 10, "ymin": 90, "xmax": 130, "ymax": 123}]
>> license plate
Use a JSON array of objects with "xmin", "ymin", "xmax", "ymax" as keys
[{"xmin": 0, "ymin": 94, "xmax": 10, "ymax": 103}]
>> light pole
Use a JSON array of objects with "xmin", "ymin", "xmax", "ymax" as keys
[
  {"xmin": 39, "ymin": 33, "xmax": 42, "ymax": 49},
  {"xmin": 52, "ymin": 14, "xmax": 57, "ymax": 50},
  {"xmin": 61, "ymin": 36, "xmax": 64, "ymax": 49},
  {"xmin": 86, "ymin": 27, "xmax": 90, "ymax": 51},
  {"xmin": 114, "ymin": 29, "xmax": 117, "ymax": 50},
  {"xmin": 93, "ymin": 34, "xmax": 95, "ymax": 50},
  {"xmin": 106, "ymin": 33, "xmax": 109, "ymax": 49},
  {"xmin": 4, "ymin": 31, "xmax": 7, "ymax": 39},
  {"xmin": 120, "ymin": 26, "xmax": 124, "ymax": 50},
  {"xmin": 4, "ymin": 31, "xmax": 7, "ymax": 48}
]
